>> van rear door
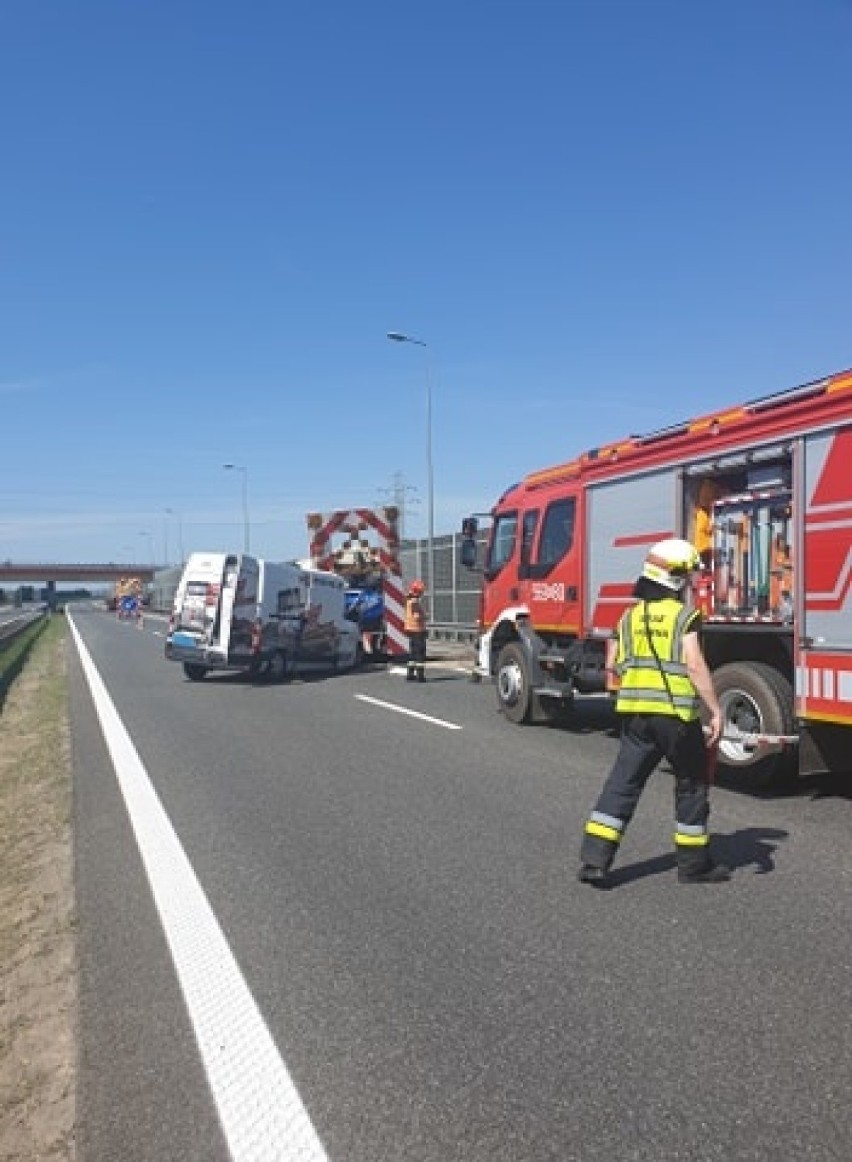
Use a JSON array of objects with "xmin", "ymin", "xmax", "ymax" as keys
[
  {"xmin": 178, "ymin": 579, "xmax": 210, "ymax": 632},
  {"xmin": 173, "ymin": 553, "xmax": 234, "ymax": 647},
  {"xmin": 227, "ymin": 556, "xmax": 260, "ymax": 660}
]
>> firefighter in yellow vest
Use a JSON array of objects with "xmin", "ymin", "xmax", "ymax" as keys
[
  {"xmin": 404, "ymin": 579, "xmax": 427, "ymax": 682},
  {"xmin": 579, "ymin": 539, "xmax": 729, "ymax": 887}
]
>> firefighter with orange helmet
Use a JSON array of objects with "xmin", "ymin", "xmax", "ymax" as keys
[
  {"xmin": 579, "ymin": 538, "xmax": 730, "ymax": 887},
  {"xmin": 404, "ymin": 579, "xmax": 427, "ymax": 682}
]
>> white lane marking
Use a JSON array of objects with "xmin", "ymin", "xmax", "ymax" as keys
[
  {"xmin": 68, "ymin": 614, "xmax": 330, "ymax": 1162},
  {"xmin": 355, "ymin": 693, "xmax": 463, "ymax": 730}
]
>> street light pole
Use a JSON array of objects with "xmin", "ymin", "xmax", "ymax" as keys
[
  {"xmin": 387, "ymin": 332, "xmax": 435, "ymax": 606},
  {"xmin": 139, "ymin": 530, "xmax": 154, "ymax": 565},
  {"xmin": 166, "ymin": 507, "xmax": 185, "ymax": 565},
  {"xmin": 223, "ymin": 464, "xmax": 250, "ymax": 554}
]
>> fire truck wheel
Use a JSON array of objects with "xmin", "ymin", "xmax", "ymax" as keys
[
  {"xmin": 266, "ymin": 650, "xmax": 289, "ymax": 683},
  {"xmin": 496, "ymin": 641, "xmax": 533, "ymax": 724},
  {"xmin": 183, "ymin": 663, "xmax": 207, "ymax": 682},
  {"xmin": 713, "ymin": 661, "xmax": 795, "ymax": 789}
]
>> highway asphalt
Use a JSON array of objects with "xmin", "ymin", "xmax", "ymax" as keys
[{"xmin": 68, "ymin": 605, "xmax": 852, "ymax": 1161}]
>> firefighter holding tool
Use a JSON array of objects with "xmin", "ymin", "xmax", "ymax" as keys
[{"xmin": 579, "ymin": 539, "xmax": 730, "ymax": 888}]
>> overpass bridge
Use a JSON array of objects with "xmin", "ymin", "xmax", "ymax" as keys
[
  {"xmin": 0, "ymin": 562, "xmax": 163, "ymax": 584},
  {"xmin": 0, "ymin": 562, "xmax": 165, "ymax": 607}
]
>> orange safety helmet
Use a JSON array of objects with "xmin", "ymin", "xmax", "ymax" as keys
[{"xmin": 408, "ymin": 579, "xmax": 425, "ymax": 596}]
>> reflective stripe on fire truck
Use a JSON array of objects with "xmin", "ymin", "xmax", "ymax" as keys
[{"xmin": 796, "ymin": 660, "xmax": 852, "ymax": 725}]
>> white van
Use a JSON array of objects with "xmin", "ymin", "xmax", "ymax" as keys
[{"xmin": 165, "ymin": 552, "xmax": 358, "ymax": 681}]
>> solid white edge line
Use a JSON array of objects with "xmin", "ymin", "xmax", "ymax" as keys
[
  {"xmin": 68, "ymin": 613, "xmax": 330, "ymax": 1162},
  {"xmin": 354, "ymin": 693, "xmax": 463, "ymax": 730}
]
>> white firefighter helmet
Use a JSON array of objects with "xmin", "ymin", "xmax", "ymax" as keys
[{"xmin": 642, "ymin": 538, "xmax": 701, "ymax": 591}]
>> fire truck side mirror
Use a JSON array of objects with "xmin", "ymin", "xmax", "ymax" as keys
[{"xmin": 460, "ymin": 516, "xmax": 482, "ymax": 570}]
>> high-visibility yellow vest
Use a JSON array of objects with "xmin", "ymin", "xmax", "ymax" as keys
[
  {"xmin": 404, "ymin": 596, "xmax": 425, "ymax": 633},
  {"xmin": 614, "ymin": 598, "xmax": 700, "ymax": 721}
]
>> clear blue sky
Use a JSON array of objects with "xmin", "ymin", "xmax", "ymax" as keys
[{"xmin": 2, "ymin": 0, "xmax": 850, "ymax": 567}]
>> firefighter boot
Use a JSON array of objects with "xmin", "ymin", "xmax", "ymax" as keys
[
  {"xmin": 406, "ymin": 664, "xmax": 415, "ymax": 681},
  {"xmin": 417, "ymin": 665, "xmax": 425, "ymax": 683},
  {"xmin": 578, "ymin": 864, "xmax": 610, "ymax": 889},
  {"xmin": 579, "ymin": 813, "xmax": 622, "ymax": 888}
]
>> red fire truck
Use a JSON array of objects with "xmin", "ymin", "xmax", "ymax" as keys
[{"xmin": 460, "ymin": 367, "xmax": 852, "ymax": 788}]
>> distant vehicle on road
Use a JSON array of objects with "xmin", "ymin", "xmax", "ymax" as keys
[
  {"xmin": 164, "ymin": 551, "xmax": 359, "ymax": 682},
  {"xmin": 108, "ymin": 577, "xmax": 145, "ymax": 616}
]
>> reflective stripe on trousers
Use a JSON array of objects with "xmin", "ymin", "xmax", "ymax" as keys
[{"xmin": 580, "ymin": 713, "xmax": 712, "ymax": 874}]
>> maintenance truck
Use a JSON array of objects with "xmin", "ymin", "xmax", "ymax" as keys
[{"xmin": 108, "ymin": 576, "xmax": 145, "ymax": 619}]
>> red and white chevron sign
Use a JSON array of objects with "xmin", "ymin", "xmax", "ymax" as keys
[{"xmin": 306, "ymin": 507, "xmax": 407, "ymax": 656}]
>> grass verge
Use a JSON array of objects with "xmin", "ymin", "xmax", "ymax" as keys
[{"xmin": 0, "ymin": 615, "xmax": 75, "ymax": 1160}]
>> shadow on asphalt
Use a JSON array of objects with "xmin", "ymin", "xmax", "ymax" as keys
[
  {"xmin": 714, "ymin": 767, "xmax": 852, "ymax": 804},
  {"xmin": 784, "ymin": 769, "xmax": 852, "ymax": 802},
  {"xmin": 601, "ymin": 826, "xmax": 789, "ymax": 888},
  {"xmin": 711, "ymin": 827, "xmax": 789, "ymax": 874},
  {"xmin": 544, "ymin": 698, "xmax": 620, "ymax": 738}
]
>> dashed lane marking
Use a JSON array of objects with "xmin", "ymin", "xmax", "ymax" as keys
[{"xmin": 354, "ymin": 692, "xmax": 463, "ymax": 730}]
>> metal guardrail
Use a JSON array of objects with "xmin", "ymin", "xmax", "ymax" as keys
[
  {"xmin": 428, "ymin": 622, "xmax": 478, "ymax": 645},
  {"xmin": 0, "ymin": 608, "xmax": 50, "ymax": 707},
  {"xmin": 0, "ymin": 609, "xmax": 46, "ymax": 645}
]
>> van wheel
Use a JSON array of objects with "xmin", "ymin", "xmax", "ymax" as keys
[
  {"xmin": 266, "ymin": 650, "xmax": 288, "ymax": 683},
  {"xmin": 496, "ymin": 641, "xmax": 533, "ymax": 724},
  {"xmin": 183, "ymin": 663, "xmax": 207, "ymax": 682},
  {"xmin": 713, "ymin": 661, "xmax": 796, "ymax": 790}
]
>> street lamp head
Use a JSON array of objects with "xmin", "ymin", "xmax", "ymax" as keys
[{"xmin": 387, "ymin": 331, "xmax": 427, "ymax": 347}]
